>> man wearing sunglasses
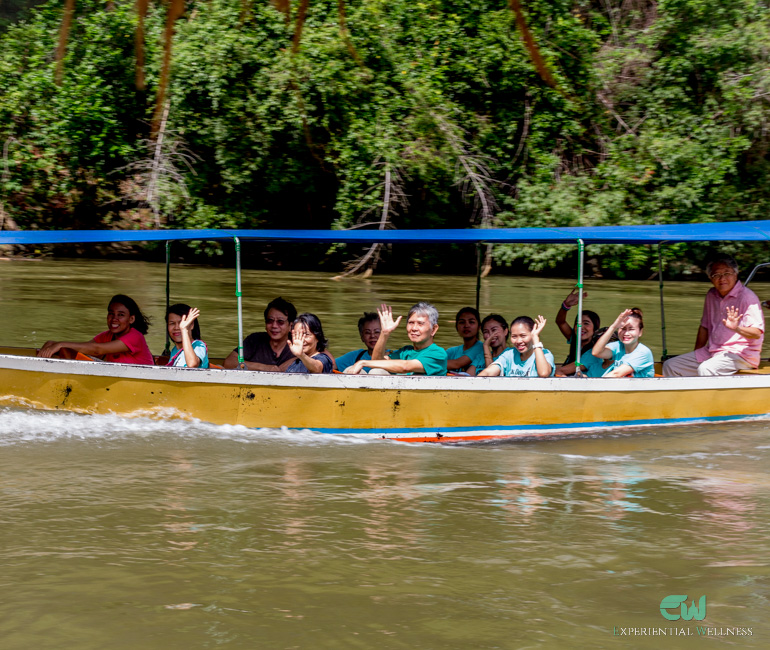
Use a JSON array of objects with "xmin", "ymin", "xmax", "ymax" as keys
[
  {"xmin": 663, "ymin": 255, "xmax": 764, "ymax": 377},
  {"xmin": 224, "ymin": 297, "xmax": 297, "ymax": 371}
]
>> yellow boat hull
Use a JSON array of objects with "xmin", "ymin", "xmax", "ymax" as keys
[{"xmin": 2, "ymin": 351, "xmax": 770, "ymax": 442}]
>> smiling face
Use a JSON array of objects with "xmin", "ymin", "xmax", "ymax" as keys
[
  {"xmin": 407, "ymin": 311, "xmax": 438, "ymax": 347},
  {"xmin": 456, "ymin": 312, "xmax": 480, "ymax": 342},
  {"xmin": 509, "ymin": 323, "xmax": 534, "ymax": 354},
  {"xmin": 292, "ymin": 322, "xmax": 318, "ymax": 356},
  {"xmin": 167, "ymin": 313, "xmax": 184, "ymax": 344},
  {"xmin": 265, "ymin": 308, "xmax": 292, "ymax": 343},
  {"xmin": 360, "ymin": 319, "xmax": 381, "ymax": 352},
  {"xmin": 107, "ymin": 302, "xmax": 134, "ymax": 337},
  {"xmin": 482, "ymin": 321, "xmax": 509, "ymax": 349},
  {"xmin": 709, "ymin": 262, "xmax": 738, "ymax": 297},
  {"xmin": 618, "ymin": 316, "xmax": 643, "ymax": 345},
  {"xmin": 579, "ymin": 315, "xmax": 595, "ymax": 343}
]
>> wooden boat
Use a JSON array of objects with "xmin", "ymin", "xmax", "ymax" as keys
[{"xmin": 1, "ymin": 223, "xmax": 769, "ymax": 442}]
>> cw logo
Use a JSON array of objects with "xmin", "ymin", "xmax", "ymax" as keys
[{"xmin": 660, "ymin": 595, "xmax": 707, "ymax": 621}]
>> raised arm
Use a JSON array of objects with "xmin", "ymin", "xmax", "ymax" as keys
[
  {"xmin": 556, "ymin": 289, "xmax": 585, "ymax": 340},
  {"xmin": 593, "ymin": 310, "xmax": 630, "ymax": 360},
  {"xmin": 179, "ymin": 307, "xmax": 202, "ymax": 368},
  {"xmin": 481, "ymin": 334, "xmax": 494, "ymax": 369},
  {"xmin": 371, "ymin": 304, "xmax": 401, "ymax": 360},
  {"xmin": 288, "ymin": 329, "xmax": 325, "ymax": 374},
  {"xmin": 531, "ymin": 315, "xmax": 552, "ymax": 378},
  {"xmin": 723, "ymin": 306, "xmax": 763, "ymax": 340}
]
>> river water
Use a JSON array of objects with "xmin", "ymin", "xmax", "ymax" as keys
[{"xmin": 1, "ymin": 258, "xmax": 770, "ymax": 648}]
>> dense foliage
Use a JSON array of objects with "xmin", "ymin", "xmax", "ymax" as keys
[{"xmin": 1, "ymin": 0, "xmax": 769, "ymax": 276}]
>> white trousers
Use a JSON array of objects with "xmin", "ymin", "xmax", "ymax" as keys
[
  {"xmin": 343, "ymin": 367, "xmax": 390, "ymax": 375},
  {"xmin": 662, "ymin": 350, "xmax": 753, "ymax": 377}
]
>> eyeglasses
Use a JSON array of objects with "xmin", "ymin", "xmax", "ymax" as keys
[
  {"xmin": 265, "ymin": 318, "xmax": 288, "ymax": 325},
  {"xmin": 710, "ymin": 272, "xmax": 736, "ymax": 280}
]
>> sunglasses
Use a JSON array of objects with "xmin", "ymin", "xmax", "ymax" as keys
[{"xmin": 265, "ymin": 318, "xmax": 288, "ymax": 325}]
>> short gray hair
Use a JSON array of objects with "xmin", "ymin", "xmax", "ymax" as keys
[
  {"xmin": 706, "ymin": 254, "xmax": 739, "ymax": 278},
  {"xmin": 408, "ymin": 302, "xmax": 439, "ymax": 327}
]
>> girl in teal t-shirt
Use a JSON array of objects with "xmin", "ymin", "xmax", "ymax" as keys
[
  {"xmin": 478, "ymin": 315, "xmax": 555, "ymax": 378},
  {"xmin": 166, "ymin": 303, "xmax": 209, "ymax": 368},
  {"xmin": 479, "ymin": 314, "xmax": 510, "ymax": 372},
  {"xmin": 591, "ymin": 308, "xmax": 654, "ymax": 378},
  {"xmin": 446, "ymin": 307, "xmax": 485, "ymax": 375}
]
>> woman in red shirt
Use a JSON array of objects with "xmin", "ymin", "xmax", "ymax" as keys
[{"xmin": 38, "ymin": 294, "xmax": 154, "ymax": 365}]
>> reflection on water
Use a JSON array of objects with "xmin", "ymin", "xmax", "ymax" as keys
[{"xmin": 0, "ymin": 410, "xmax": 769, "ymax": 648}]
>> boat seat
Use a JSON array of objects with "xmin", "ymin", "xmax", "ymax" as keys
[{"xmin": 738, "ymin": 360, "xmax": 770, "ymax": 375}]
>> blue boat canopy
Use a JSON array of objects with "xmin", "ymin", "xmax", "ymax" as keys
[{"xmin": 1, "ymin": 220, "xmax": 769, "ymax": 245}]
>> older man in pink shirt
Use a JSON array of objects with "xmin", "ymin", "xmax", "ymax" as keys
[{"xmin": 663, "ymin": 255, "xmax": 764, "ymax": 377}]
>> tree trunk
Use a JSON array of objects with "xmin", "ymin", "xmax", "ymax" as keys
[
  {"xmin": 135, "ymin": 0, "xmax": 150, "ymax": 91},
  {"xmin": 54, "ymin": 0, "xmax": 76, "ymax": 86},
  {"xmin": 152, "ymin": 0, "xmax": 185, "ymax": 137},
  {"xmin": 292, "ymin": 0, "xmax": 309, "ymax": 54}
]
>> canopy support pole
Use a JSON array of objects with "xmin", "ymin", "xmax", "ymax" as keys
[
  {"xmin": 658, "ymin": 244, "xmax": 668, "ymax": 359},
  {"xmin": 475, "ymin": 243, "xmax": 482, "ymax": 313},
  {"xmin": 575, "ymin": 239, "xmax": 585, "ymax": 369},
  {"xmin": 234, "ymin": 237, "xmax": 245, "ymax": 367},
  {"xmin": 745, "ymin": 262, "xmax": 770, "ymax": 287},
  {"xmin": 162, "ymin": 240, "xmax": 171, "ymax": 356}
]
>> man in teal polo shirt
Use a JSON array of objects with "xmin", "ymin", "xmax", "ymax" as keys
[{"xmin": 347, "ymin": 302, "xmax": 447, "ymax": 376}]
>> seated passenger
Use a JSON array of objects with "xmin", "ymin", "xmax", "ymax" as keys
[
  {"xmin": 285, "ymin": 313, "xmax": 334, "ymax": 373},
  {"xmin": 478, "ymin": 316, "xmax": 555, "ymax": 377},
  {"xmin": 480, "ymin": 314, "xmax": 510, "ymax": 370},
  {"xmin": 37, "ymin": 294, "xmax": 153, "ymax": 365},
  {"xmin": 446, "ymin": 307, "xmax": 485, "ymax": 376},
  {"xmin": 337, "ymin": 312, "xmax": 381, "ymax": 373},
  {"xmin": 591, "ymin": 308, "xmax": 654, "ymax": 377},
  {"xmin": 223, "ymin": 297, "xmax": 296, "ymax": 371},
  {"xmin": 166, "ymin": 304, "xmax": 208, "ymax": 368},
  {"xmin": 663, "ymin": 254, "xmax": 764, "ymax": 377},
  {"xmin": 555, "ymin": 288, "xmax": 605, "ymax": 376},
  {"xmin": 346, "ymin": 302, "xmax": 448, "ymax": 376}
]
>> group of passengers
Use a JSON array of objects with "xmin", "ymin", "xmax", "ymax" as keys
[{"xmin": 36, "ymin": 253, "xmax": 766, "ymax": 378}]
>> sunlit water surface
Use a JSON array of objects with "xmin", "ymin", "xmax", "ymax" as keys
[{"xmin": 1, "ymin": 259, "xmax": 770, "ymax": 647}]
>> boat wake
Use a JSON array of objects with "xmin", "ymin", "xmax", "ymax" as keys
[{"xmin": 0, "ymin": 407, "xmax": 376, "ymax": 447}]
